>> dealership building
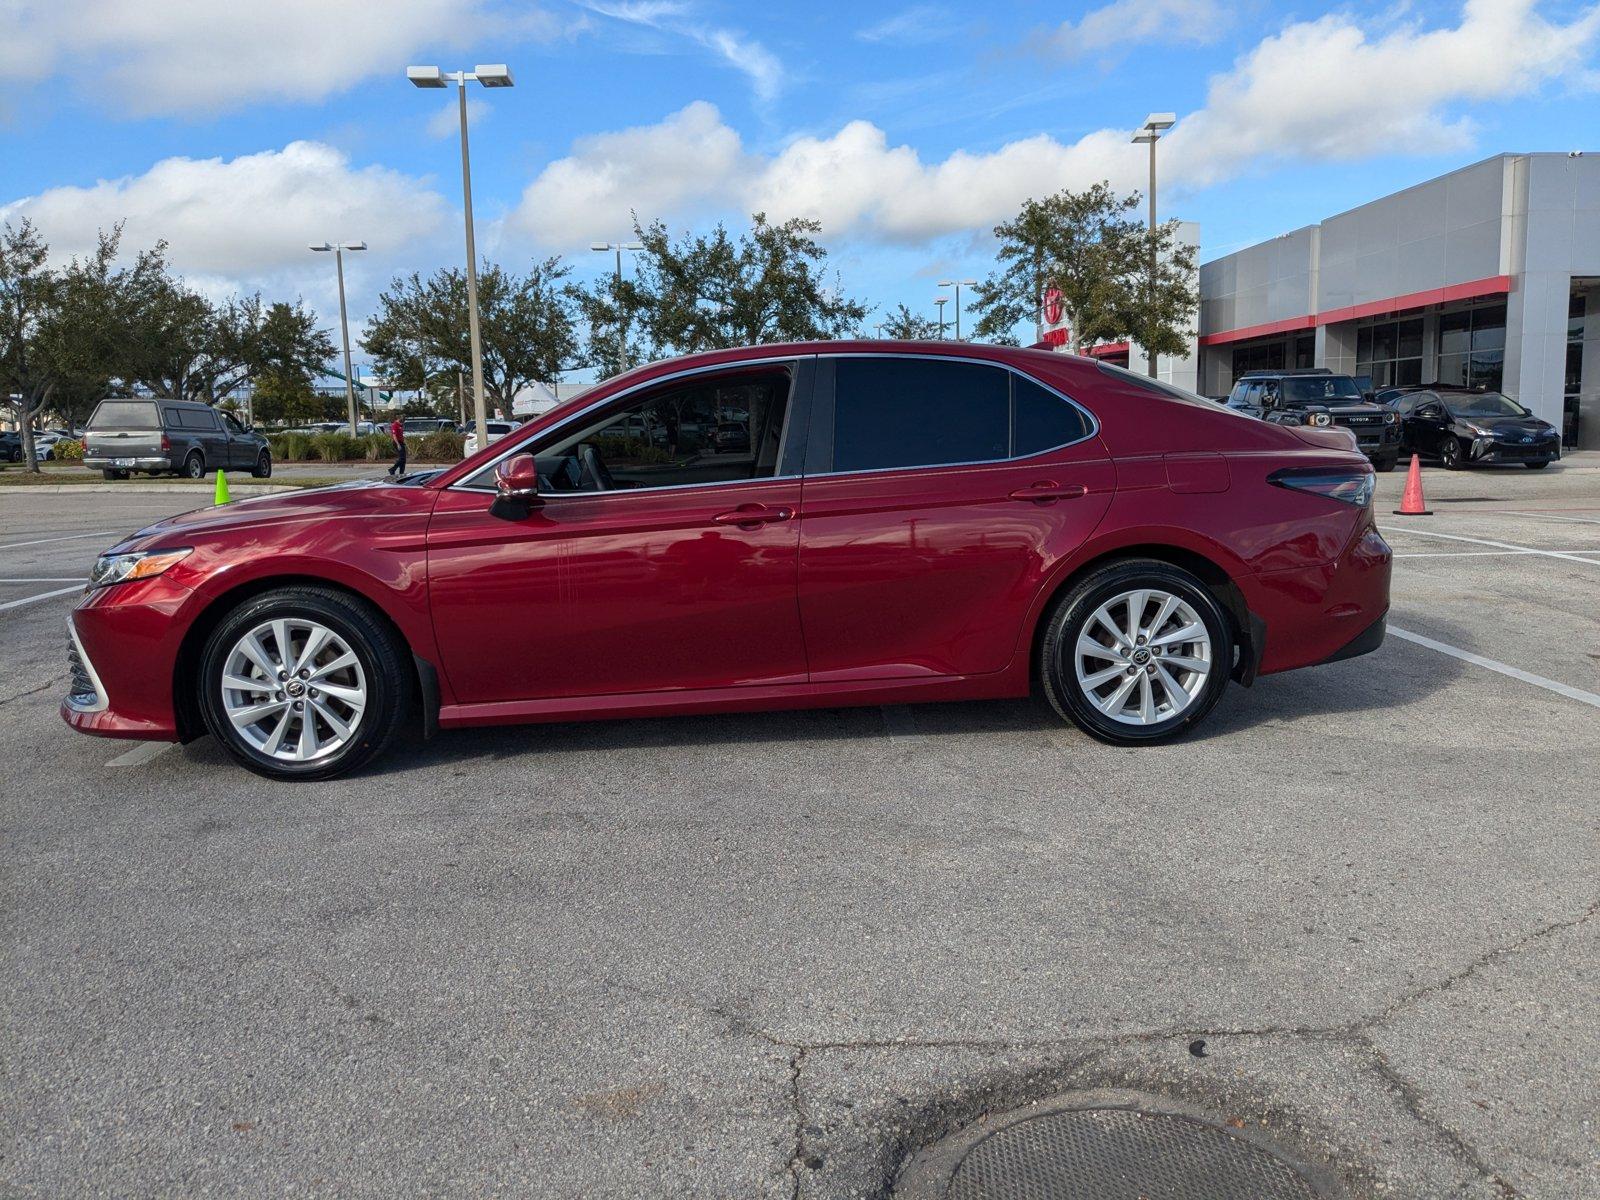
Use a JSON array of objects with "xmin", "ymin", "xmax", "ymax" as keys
[{"xmin": 1057, "ymin": 153, "xmax": 1600, "ymax": 449}]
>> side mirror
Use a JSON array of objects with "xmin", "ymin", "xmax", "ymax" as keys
[
  {"xmin": 490, "ymin": 453, "xmax": 542, "ymax": 521},
  {"xmin": 1362, "ymin": 391, "xmax": 1375, "ymax": 403}
]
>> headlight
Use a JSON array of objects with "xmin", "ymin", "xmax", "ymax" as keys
[
  {"xmin": 1465, "ymin": 423, "xmax": 1492, "ymax": 437},
  {"xmin": 1384, "ymin": 411, "xmax": 1399, "ymax": 425},
  {"xmin": 87, "ymin": 548, "xmax": 192, "ymax": 589},
  {"xmin": 1310, "ymin": 412, "xmax": 1333, "ymax": 427}
]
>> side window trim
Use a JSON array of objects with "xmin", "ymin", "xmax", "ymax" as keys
[{"xmin": 807, "ymin": 351, "xmax": 1098, "ymax": 479}]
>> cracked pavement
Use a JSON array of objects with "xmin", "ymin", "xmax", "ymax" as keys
[{"xmin": 3, "ymin": 468, "xmax": 1598, "ymax": 1198}]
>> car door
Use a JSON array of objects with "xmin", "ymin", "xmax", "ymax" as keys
[
  {"xmin": 426, "ymin": 359, "xmax": 812, "ymax": 705},
  {"xmin": 794, "ymin": 354, "xmax": 1114, "ymax": 682},
  {"xmin": 1404, "ymin": 393, "xmax": 1446, "ymax": 456},
  {"xmin": 219, "ymin": 412, "xmax": 252, "ymax": 468}
]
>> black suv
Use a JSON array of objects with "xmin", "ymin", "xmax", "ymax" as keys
[
  {"xmin": 83, "ymin": 398, "xmax": 272, "ymax": 480},
  {"xmin": 0, "ymin": 430, "xmax": 21, "ymax": 463},
  {"xmin": 1375, "ymin": 385, "xmax": 1561, "ymax": 470},
  {"xmin": 1225, "ymin": 369, "xmax": 1402, "ymax": 470}
]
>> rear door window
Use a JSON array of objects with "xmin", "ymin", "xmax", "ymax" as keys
[
  {"xmin": 88, "ymin": 401, "xmax": 160, "ymax": 431},
  {"xmin": 1013, "ymin": 377, "xmax": 1092, "ymax": 456},
  {"xmin": 831, "ymin": 358, "xmax": 1009, "ymax": 472}
]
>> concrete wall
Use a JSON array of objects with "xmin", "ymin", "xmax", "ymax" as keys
[{"xmin": 1199, "ymin": 226, "xmax": 1316, "ymax": 336}]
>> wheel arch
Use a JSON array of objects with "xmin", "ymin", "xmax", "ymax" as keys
[
  {"xmin": 172, "ymin": 573, "xmax": 437, "ymax": 742},
  {"xmin": 1024, "ymin": 541, "xmax": 1258, "ymax": 692}
]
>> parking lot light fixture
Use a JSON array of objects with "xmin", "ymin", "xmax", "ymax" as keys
[
  {"xmin": 934, "ymin": 296, "xmax": 950, "ymax": 340},
  {"xmin": 1131, "ymin": 112, "xmax": 1177, "ymax": 378},
  {"xmin": 937, "ymin": 279, "xmax": 978, "ymax": 341},
  {"xmin": 309, "ymin": 241, "xmax": 367, "ymax": 435},
  {"xmin": 406, "ymin": 63, "xmax": 514, "ymax": 449},
  {"xmin": 591, "ymin": 241, "xmax": 646, "ymax": 372}
]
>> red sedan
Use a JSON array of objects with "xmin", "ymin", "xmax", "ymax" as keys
[{"xmin": 63, "ymin": 343, "xmax": 1391, "ymax": 780}]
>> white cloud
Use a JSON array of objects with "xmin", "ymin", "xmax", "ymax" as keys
[
  {"xmin": 575, "ymin": 0, "xmax": 783, "ymax": 100},
  {"xmin": 1, "ymin": 141, "xmax": 448, "ymax": 282},
  {"xmin": 426, "ymin": 98, "xmax": 491, "ymax": 140},
  {"xmin": 856, "ymin": 6, "xmax": 962, "ymax": 45},
  {"xmin": 513, "ymin": 1, "xmax": 1600, "ymax": 250},
  {"xmin": 1047, "ymin": 0, "xmax": 1225, "ymax": 55},
  {"xmin": 3, "ymin": 0, "xmax": 567, "ymax": 115},
  {"xmin": 1167, "ymin": 0, "xmax": 1600, "ymax": 184}
]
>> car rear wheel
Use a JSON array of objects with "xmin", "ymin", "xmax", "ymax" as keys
[
  {"xmin": 1440, "ymin": 437, "xmax": 1465, "ymax": 470},
  {"xmin": 251, "ymin": 450, "xmax": 272, "ymax": 478},
  {"xmin": 197, "ymin": 586, "xmax": 413, "ymax": 780},
  {"xmin": 1374, "ymin": 452, "xmax": 1398, "ymax": 472},
  {"xmin": 182, "ymin": 451, "xmax": 206, "ymax": 480},
  {"xmin": 1040, "ymin": 559, "xmax": 1232, "ymax": 745},
  {"xmin": 102, "ymin": 469, "xmax": 129, "ymax": 480}
]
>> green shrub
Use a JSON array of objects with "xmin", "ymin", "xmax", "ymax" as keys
[
  {"xmin": 267, "ymin": 432, "xmax": 313, "ymax": 462},
  {"xmin": 310, "ymin": 432, "xmax": 359, "ymax": 462},
  {"xmin": 415, "ymin": 430, "xmax": 466, "ymax": 461},
  {"xmin": 52, "ymin": 438, "xmax": 85, "ymax": 461},
  {"xmin": 358, "ymin": 433, "xmax": 393, "ymax": 461}
]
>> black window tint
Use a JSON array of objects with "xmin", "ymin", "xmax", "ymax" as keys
[
  {"xmin": 1013, "ymin": 377, "xmax": 1090, "ymax": 455},
  {"xmin": 833, "ymin": 359, "xmax": 1008, "ymax": 472}
]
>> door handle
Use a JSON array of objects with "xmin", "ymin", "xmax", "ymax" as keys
[
  {"xmin": 1008, "ymin": 482, "xmax": 1087, "ymax": 503},
  {"xmin": 712, "ymin": 504, "xmax": 794, "ymax": 527}
]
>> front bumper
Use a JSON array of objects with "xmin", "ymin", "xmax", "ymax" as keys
[
  {"xmin": 1470, "ymin": 437, "xmax": 1561, "ymax": 464},
  {"xmin": 60, "ymin": 580, "xmax": 190, "ymax": 741}
]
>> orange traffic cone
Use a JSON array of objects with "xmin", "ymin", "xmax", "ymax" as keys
[{"xmin": 1393, "ymin": 454, "xmax": 1431, "ymax": 516}]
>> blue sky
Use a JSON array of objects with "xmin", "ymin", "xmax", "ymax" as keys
[{"xmin": 4, "ymin": 0, "xmax": 1599, "ymax": 375}]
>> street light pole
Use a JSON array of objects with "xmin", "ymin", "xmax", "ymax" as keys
[
  {"xmin": 590, "ymin": 241, "xmax": 645, "ymax": 373},
  {"xmin": 937, "ymin": 278, "xmax": 978, "ymax": 341},
  {"xmin": 934, "ymin": 296, "xmax": 950, "ymax": 340},
  {"xmin": 309, "ymin": 241, "xmax": 367, "ymax": 434},
  {"xmin": 1131, "ymin": 112, "xmax": 1176, "ymax": 378},
  {"xmin": 408, "ymin": 63, "xmax": 514, "ymax": 449}
]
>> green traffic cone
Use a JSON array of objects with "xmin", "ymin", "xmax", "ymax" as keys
[{"xmin": 214, "ymin": 470, "xmax": 231, "ymax": 505}]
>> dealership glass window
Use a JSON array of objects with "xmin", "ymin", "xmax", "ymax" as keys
[
  {"xmin": 1356, "ymin": 317, "xmax": 1424, "ymax": 388},
  {"xmin": 1436, "ymin": 303, "xmax": 1505, "ymax": 390}
]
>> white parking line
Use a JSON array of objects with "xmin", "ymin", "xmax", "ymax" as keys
[
  {"xmin": 0, "ymin": 585, "xmax": 82, "ymax": 612},
  {"xmin": 0, "ymin": 531, "xmax": 117, "ymax": 552},
  {"xmin": 1390, "ymin": 626, "xmax": 1600, "ymax": 711},
  {"xmin": 1394, "ymin": 549, "xmax": 1600, "ymax": 559},
  {"xmin": 1, "ymin": 577, "xmax": 86, "ymax": 583},
  {"xmin": 1501, "ymin": 510, "xmax": 1600, "ymax": 527},
  {"xmin": 106, "ymin": 742, "xmax": 175, "ymax": 768},
  {"xmin": 1382, "ymin": 526, "xmax": 1600, "ymax": 567}
]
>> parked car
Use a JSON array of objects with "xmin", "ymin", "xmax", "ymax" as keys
[
  {"xmin": 712, "ymin": 421, "xmax": 751, "ymax": 453},
  {"xmin": 402, "ymin": 417, "xmax": 457, "ymax": 434},
  {"xmin": 1375, "ymin": 385, "xmax": 1561, "ymax": 470},
  {"xmin": 31, "ymin": 431, "xmax": 66, "ymax": 460},
  {"xmin": 1225, "ymin": 369, "xmax": 1402, "ymax": 470},
  {"xmin": 0, "ymin": 430, "xmax": 23, "ymax": 462},
  {"xmin": 461, "ymin": 420, "xmax": 522, "ymax": 457},
  {"xmin": 82, "ymin": 398, "xmax": 272, "ymax": 480},
  {"xmin": 62, "ymin": 342, "xmax": 1391, "ymax": 780}
]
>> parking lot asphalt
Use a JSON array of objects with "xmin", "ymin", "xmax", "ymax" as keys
[{"xmin": 2, "ymin": 458, "xmax": 1597, "ymax": 1198}]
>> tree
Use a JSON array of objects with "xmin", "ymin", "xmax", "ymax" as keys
[
  {"xmin": 877, "ymin": 303, "xmax": 940, "ymax": 340},
  {"xmin": 364, "ymin": 257, "xmax": 581, "ymax": 414},
  {"xmin": 968, "ymin": 183, "xmax": 1196, "ymax": 362},
  {"xmin": 0, "ymin": 221, "xmax": 58, "ymax": 471},
  {"xmin": 573, "ymin": 213, "xmax": 867, "ymax": 378}
]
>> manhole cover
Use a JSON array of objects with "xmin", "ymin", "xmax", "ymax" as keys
[{"xmin": 897, "ymin": 1092, "xmax": 1336, "ymax": 1200}]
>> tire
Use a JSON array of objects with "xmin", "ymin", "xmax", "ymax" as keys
[
  {"xmin": 1440, "ymin": 437, "xmax": 1465, "ymax": 470},
  {"xmin": 251, "ymin": 451, "xmax": 272, "ymax": 479},
  {"xmin": 1039, "ymin": 559, "xmax": 1233, "ymax": 745},
  {"xmin": 1524, "ymin": 460, "xmax": 1550, "ymax": 470},
  {"xmin": 182, "ymin": 452, "xmax": 206, "ymax": 480},
  {"xmin": 1374, "ymin": 452, "xmax": 1399, "ymax": 473},
  {"xmin": 198, "ymin": 586, "xmax": 413, "ymax": 781},
  {"xmin": 8, "ymin": 447, "xmax": 21, "ymax": 462},
  {"xmin": 103, "ymin": 469, "xmax": 130, "ymax": 480}
]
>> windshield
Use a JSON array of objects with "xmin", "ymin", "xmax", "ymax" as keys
[
  {"xmin": 1279, "ymin": 377, "xmax": 1363, "ymax": 406},
  {"xmin": 1444, "ymin": 392, "xmax": 1528, "ymax": 419},
  {"xmin": 88, "ymin": 401, "xmax": 160, "ymax": 430}
]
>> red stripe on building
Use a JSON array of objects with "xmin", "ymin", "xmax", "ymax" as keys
[
  {"xmin": 1085, "ymin": 342, "xmax": 1129, "ymax": 358},
  {"xmin": 1198, "ymin": 275, "xmax": 1512, "ymax": 347}
]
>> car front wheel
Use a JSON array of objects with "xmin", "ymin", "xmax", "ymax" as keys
[
  {"xmin": 1040, "ymin": 559, "xmax": 1232, "ymax": 745},
  {"xmin": 197, "ymin": 586, "xmax": 413, "ymax": 780},
  {"xmin": 1440, "ymin": 437, "xmax": 1465, "ymax": 470},
  {"xmin": 252, "ymin": 451, "xmax": 272, "ymax": 478}
]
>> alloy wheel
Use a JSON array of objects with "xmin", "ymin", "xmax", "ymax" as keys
[
  {"xmin": 1072, "ymin": 588, "xmax": 1213, "ymax": 726},
  {"xmin": 220, "ymin": 618, "xmax": 367, "ymax": 762}
]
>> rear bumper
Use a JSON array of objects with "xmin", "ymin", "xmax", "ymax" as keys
[
  {"xmin": 85, "ymin": 455, "xmax": 173, "ymax": 470},
  {"xmin": 1241, "ymin": 522, "xmax": 1393, "ymax": 677},
  {"xmin": 1313, "ymin": 611, "xmax": 1387, "ymax": 666}
]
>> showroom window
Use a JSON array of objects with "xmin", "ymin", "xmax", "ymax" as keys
[
  {"xmin": 1436, "ymin": 303, "xmax": 1505, "ymax": 390},
  {"xmin": 1356, "ymin": 317, "xmax": 1424, "ymax": 388}
]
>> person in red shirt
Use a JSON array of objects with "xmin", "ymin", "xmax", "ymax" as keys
[{"xmin": 386, "ymin": 418, "xmax": 407, "ymax": 477}]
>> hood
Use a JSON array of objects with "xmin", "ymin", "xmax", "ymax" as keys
[
  {"xmin": 121, "ymin": 480, "xmax": 424, "ymax": 550},
  {"xmin": 1452, "ymin": 413, "xmax": 1552, "ymax": 435}
]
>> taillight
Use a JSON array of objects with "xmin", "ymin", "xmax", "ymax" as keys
[
  {"xmin": 160, "ymin": 433, "xmax": 171, "ymax": 452},
  {"xmin": 1268, "ymin": 466, "xmax": 1374, "ymax": 508}
]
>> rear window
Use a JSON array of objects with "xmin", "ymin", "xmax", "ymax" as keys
[
  {"xmin": 1013, "ymin": 377, "xmax": 1092, "ymax": 456},
  {"xmin": 88, "ymin": 401, "xmax": 160, "ymax": 431},
  {"xmin": 176, "ymin": 408, "xmax": 218, "ymax": 429}
]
